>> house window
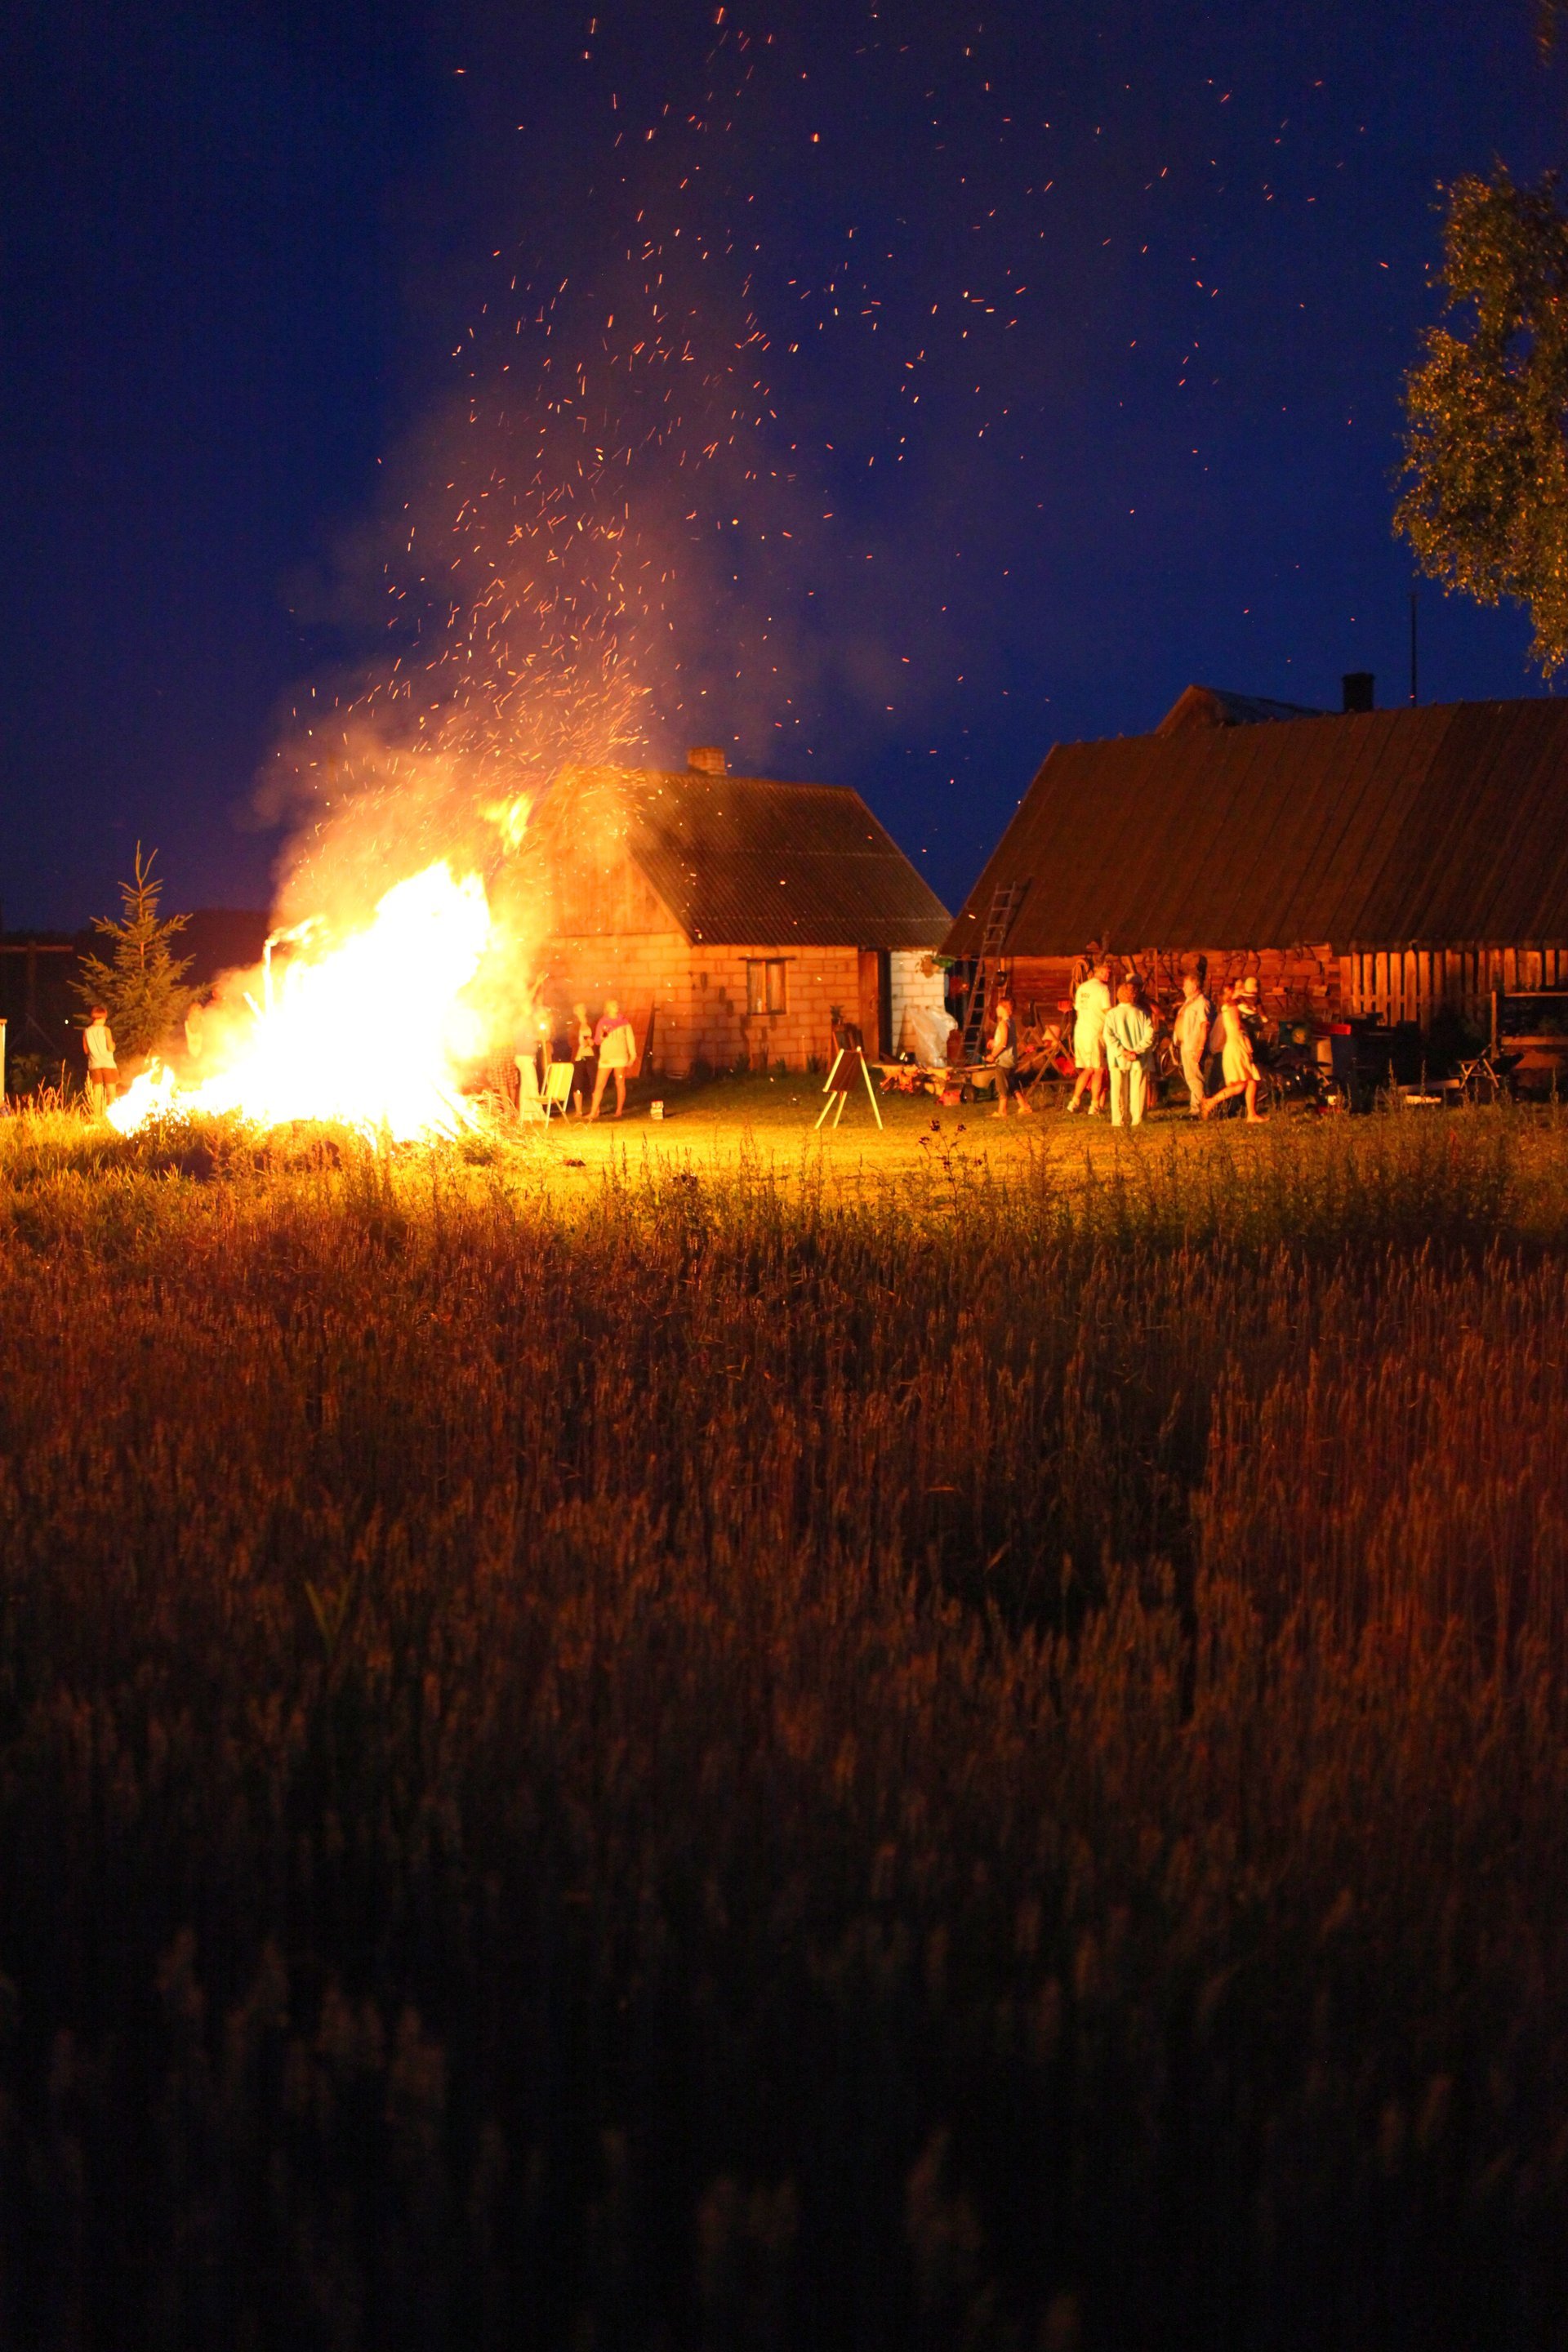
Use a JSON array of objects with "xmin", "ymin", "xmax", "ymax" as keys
[{"xmin": 746, "ymin": 959, "xmax": 788, "ymax": 1014}]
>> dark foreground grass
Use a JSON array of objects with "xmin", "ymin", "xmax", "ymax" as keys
[{"xmin": 2, "ymin": 1107, "xmax": 1568, "ymax": 2348}]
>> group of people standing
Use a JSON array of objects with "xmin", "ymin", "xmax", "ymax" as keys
[
  {"xmin": 1173, "ymin": 972, "xmax": 1268, "ymax": 1122},
  {"xmin": 522, "ymin": 999, "xmax": 638, "ymax": 1120},
  {"xmin": 983, "ymin": 956, "xmax": 1267, "ymax": 1128}
]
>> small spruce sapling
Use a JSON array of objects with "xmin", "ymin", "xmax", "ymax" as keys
[{"xmin": 74, "ymin": 844, "xmax": 194, "ymax": 1059}]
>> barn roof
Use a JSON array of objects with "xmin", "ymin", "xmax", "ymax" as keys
[
  {"xmin": 566, "ymin": 766, "xmax": 950, "ymax": 949},
  {"xmin": 942, "ymin": 697, "xmax": 1568, "ymax": 960},
  {"xmin": 1156, "ymin": 683, "xmax": 1328, "ymax": 733}
]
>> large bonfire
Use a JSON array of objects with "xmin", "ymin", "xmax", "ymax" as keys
[
  {"xmin": 109, "ymin": 861, "xmax": 499, "ymax": 1143},
  {"xmin": 106, "ymin": 363, "xmax": 655, "ymax": 1147},
  {"xmin": 107, "ymin": 99, "xmax": 788, "ymax": 1147}
]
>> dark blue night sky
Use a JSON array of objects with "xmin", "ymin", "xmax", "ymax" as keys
[{"xmin": 4, "ymin": 0, "xmax": 1565, "ymax": 930}]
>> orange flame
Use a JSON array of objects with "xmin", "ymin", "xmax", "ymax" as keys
[{"xmin": 109, "ymin": 862, "xmax": 496, "ymax": 1142}]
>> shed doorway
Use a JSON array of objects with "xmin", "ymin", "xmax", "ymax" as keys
[{"xmin": 858, "ymin": 949, "xmax": 893, "ymax": 1058}]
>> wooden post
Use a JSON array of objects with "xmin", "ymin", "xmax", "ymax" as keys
[
  {"xmin": 814, "ymin": 1048, "xmax": 844, "ymax": 1129},
  {"xmin": 861, "ymin": 1051, "xmax": 884, "ymax": 1129}
]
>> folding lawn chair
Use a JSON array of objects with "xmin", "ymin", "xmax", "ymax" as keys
[
  {"xmin": 541, "ymin": 1060, "xmax": 575, "ymax": 1120},
  {"xmin": 514, "ymin": 1054, "xmax": 547, "ymax": 1123}
]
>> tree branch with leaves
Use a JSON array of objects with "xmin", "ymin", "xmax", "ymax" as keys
[
  {"xmin": 1396, "ymin": 167, "xmax": 1568, "ymax": 679},
  {"xmin": 74, "ymin": 844, "xmax": 194, "ymax": 1058}
]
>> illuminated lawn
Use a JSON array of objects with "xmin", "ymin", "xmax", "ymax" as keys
[
  {"xmin": 1, "ymin": 1098, "xmax": 1566, "ymax": 2347},
  {"xmin": 548, "ymin": 1067, "xmax": 1194, "ymax": 1153}
]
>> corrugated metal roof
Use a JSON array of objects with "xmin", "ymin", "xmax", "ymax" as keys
[
  {"xmin": 942, "ymin": 698, "xmax": 1568, "ymax": 959},
  {"xmin": 558, "ymin": 767, "xmax": 950, "ymax": 949}
]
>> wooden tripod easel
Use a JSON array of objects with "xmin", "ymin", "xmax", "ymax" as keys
[{"xmin": 815, "ymin": 1043, "xmax": 884, "ymax": 1129}]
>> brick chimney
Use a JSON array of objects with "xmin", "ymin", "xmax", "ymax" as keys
[
  {"xmin": 688, "ymin": 746, "xmax": 727, "ymax": 776},
  {"xmin": 1341, "ymin": 672, "xmax": 1374, "ymax": 714}
]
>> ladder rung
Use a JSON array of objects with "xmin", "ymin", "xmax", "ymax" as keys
[{"xmin": 960, "ymin": 880, "xmax": 1027, "ymax": 1056}]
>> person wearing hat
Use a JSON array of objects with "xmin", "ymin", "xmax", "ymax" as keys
[
  {"xmin": 1236, "ymin": 974, "xmax": 1267, "ymax": 1047},
  {"xmin": 1201, "ymin": 983, "xmax": 1267, "ymax": 1122}
]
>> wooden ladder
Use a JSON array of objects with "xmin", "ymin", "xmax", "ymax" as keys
[{"xmin": 960, "ymin": 880, "xmax": 1029, "ymax": 1061}]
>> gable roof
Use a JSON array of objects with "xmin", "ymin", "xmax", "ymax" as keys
[
  {"xmin": 942, "ymin": 698, "xmax": 1568, "ymax": 960},
  {"xmin": 553, "ymin": 766, "xmax": 950, "ymax": 950},
  {"xmin": 1157, "ymin": 683, "xmax": 1328, "ymax": 733}
]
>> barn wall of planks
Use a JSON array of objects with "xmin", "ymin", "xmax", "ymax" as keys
[
  {"xmin": 1003, "ymin": 947, "xmax": 1340, "ymax": 1027},
  {"xmin": 1000, "ymin": 945, "xmax": 1568, "ymax": 1036},
  {"xmin": 1340, "ymin": 947, "xmax": 1568, "ymax": 1030}
]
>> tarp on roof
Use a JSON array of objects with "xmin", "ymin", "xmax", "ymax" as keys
[
  {"xmin": 561, "ymin": 767, "xmax": 950, "ymax": 949},
  {"xmin": 942, "ymin": 699, "xmax": 1568, "ymax": 960}
]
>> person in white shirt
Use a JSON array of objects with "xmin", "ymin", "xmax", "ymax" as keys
[
  {"xmin": 589, "ymin": 1000, "xmax": 636, "ymax": 1120},
  {"xmin": 1172, "ymin": 972, "xmax": 1212, "ymax": 1116},
  {"xmin": 82, "ymin": 1007, "xmax": 118, "ymax": 1114},
  {"xmin": 1102, "ymin": 981, "xmax": 1156, "ymax": 1129},
  {"xmin": 1066, "ymin": 959, "xmax": 1112, "ymax": 1115}
]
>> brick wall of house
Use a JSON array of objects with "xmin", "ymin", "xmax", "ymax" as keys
[
  {"xmin": 537, "ymin": 933, "xmax": 862, "ymax": 1076},
  {"xmin": 535, "ymin": 932, "xmax": 691, "ymax": 1076},
  {"xmin": 708, "ymin": 945, "xmax": 862, "ymax": 1072}
]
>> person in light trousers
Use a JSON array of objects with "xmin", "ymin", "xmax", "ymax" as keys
[
  {"xmin": 1102, "ymin": 981, "xmax": 1156, "ymax": 1129},
  {"xmin": 1172, "ymin": 970, "xmax": 1212, "ymax": 1116}
]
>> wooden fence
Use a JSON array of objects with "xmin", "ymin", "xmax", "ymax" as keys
[{"xmin": 1342, "ymin": 947, "xmax": 1568, "ymax": 1031}]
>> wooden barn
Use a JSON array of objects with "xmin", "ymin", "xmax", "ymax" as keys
[
  {"xmin": 943, "ymin": 688, "xmax": 1568, "ymax": 1041},
  {"xmin": 526, "ymin": 750, "xmax": 950, "ymax": 1076}
]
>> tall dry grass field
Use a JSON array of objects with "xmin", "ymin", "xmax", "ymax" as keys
[{"xmin": 2, "ymin": 1108, "xmax": 1567, "ymax": 2348}]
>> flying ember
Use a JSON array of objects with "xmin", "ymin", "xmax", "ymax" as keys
[{"xmin": 109, "ymin": 862, "xmax": 496, "ymax": 1143}]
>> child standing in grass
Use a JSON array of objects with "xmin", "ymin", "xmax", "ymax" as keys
[
  {"xmin": 987, "ymin": 995, "xmax": 1018, "ymax": 1117},
  {"xmin": 82, "ymin": 1006, "xmax": 118, "ymax": 1114}
]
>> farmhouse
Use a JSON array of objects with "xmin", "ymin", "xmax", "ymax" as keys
[
  {"xmin": 526, "ymin": 750, "xmax": 950, "ymax": 1076},
  {"xmin": 944, "ymin": 687, "xmax": 1568, "ymax": 1036}
]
